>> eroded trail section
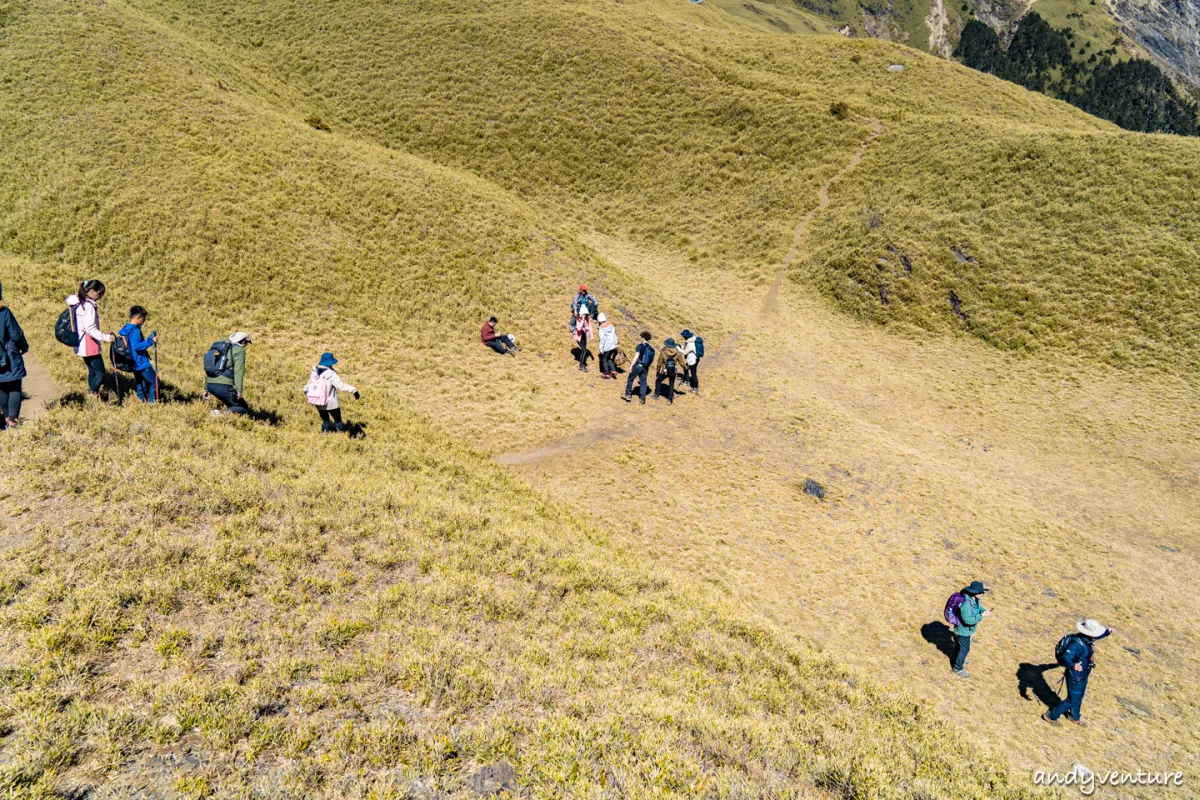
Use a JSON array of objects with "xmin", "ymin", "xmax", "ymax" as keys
[
  {"xmin": 762, "ymin": 120, "xmax": 882, "ymax": 315},
  {"xmin": 18, "ymin": 351, "xmax": 62, "ymax": 422}
]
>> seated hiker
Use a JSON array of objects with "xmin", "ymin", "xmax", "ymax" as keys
[
  {"xmin": 203, "ymin": 331, "xmax": 251, "ymax": 415},
  {"xmin": 572, "ymin": 284, "xmax": 598, "ymax": 321},
  {"xmin": 481, "ymin": 316, "xmax": 518, "ymax": 355},
  {"xmin": 623, "ymin": 331, "xmax": 654, "ymax": 404},
  {"xmin": 654, "ymin": 337, "xmax": 685, "ymax": 404},
  {"xmin": 117, "ymin": 305, "xmax": 158, "ymax": 404},
  {"xmin": 597, "ymin": 313, "xmax": 619, "ymax": 379},
  {"xmin": 304, "ymin": 351, "xmax": 359, "ymax": 433},
  {"xmin": 0, "ymin": 281, "xmax": 30, "ymax": 430},
  {"xmin": 574, "ymin": 306, "xmax": 593, "ymax": 372}
]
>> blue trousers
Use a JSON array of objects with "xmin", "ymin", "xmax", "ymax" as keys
[
  {"xmin": 134, "ymin": 367, "xmax": 157, "ymax": 403},
  {"xmin": 1048, "ymin": 674, "xmax": 1088, "ymax": 721},
  {"xmin": 952, "ymin": 634, "xmax": 971, "ymax": 671},
  {"xmin": 625, "ymin": 364, "xmax": 648, "ymax": 400}
]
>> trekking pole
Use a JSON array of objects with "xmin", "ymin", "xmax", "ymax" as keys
[
  {"xmin": 110, "ymin": 344, "xmax": 123, "ymax": 406},
  {"xmin": 154, "ymin": 337, "xmax": 160, "ymax": 405}
]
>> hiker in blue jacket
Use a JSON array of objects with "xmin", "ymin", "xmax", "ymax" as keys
[
  {"xmin": 950, "ymin": 581, "xmax": 990, "ymax": 677},
  {"xmin": 623, "ymin": 331, "xmax": 654, "ymax": 405},
  {"xmin": 0, "ymin": 282, "xmax": 30, "ymax": 430},
  {"xmin": 1043, "ymin": 619, "xmax": 1112, "ymax": 727},
  {"xmin": 117, "ymin": 306, "xmax": 158, "ymax": 404}
]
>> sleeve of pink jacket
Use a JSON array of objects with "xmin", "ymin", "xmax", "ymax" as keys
[{"xmin": 79, "ymin": 301, "xmax": 114, "ymax": 345}]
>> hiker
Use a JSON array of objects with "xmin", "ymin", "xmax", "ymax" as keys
[
  {"xmin": 481, "ymin": 316, "xmax": 518, "ymax": 356},
  {"xmin": 203, "ymin": 331, "xmax": 251, "ymax": 415},
  {"xmin": 304, "ymin": 352, "xmax": 359, "ymax": 433},
  {"xmin": 1043, "ymin": 619, "xmax": 1112, "ymax": 727},
  {"xmin": 623, "ymin": 331, "xmax": 654, "ymax": 404},
  {"xmin": 680, "ymin": 329, "xmax": 701, "ymax": 394},
  {"xmin": 574, "ymin": 306, "xmax": 593, "ymax": 372},
  {"xmin": 0, "ymin": 282, "xmax": 30, "ymax": 430},
  {"xmin": 654, "ymin": 338, "xmax": 685, "ymax": 404},
  {"xmin": 945, "ymin": 581, "xmax": 991, "ymax": 677},
  {"xmin": 572, "ymin": 285, "xmax": 598, "ymax": 321},
  {"xmin": 66, "ymin": 280, "xmax": 115, "ymax": 397},
  {"xmin": 597, "ymin": 312, "xmax": 619, "ymax": 378},
  {"xmin": 117, "ymin": 306, "xmax": 158, "ymax": 404}
]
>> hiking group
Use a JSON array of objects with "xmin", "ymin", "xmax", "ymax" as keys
[
  {"xmin": 944, "ymin": 581, "xmax": 1114, "ymax": 727},
  {"xmin": 482, "ymin": 284, "xmax": 704, "ymax": 405}
]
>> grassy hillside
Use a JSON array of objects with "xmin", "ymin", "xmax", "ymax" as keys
[{"xmin": 115, "ymin": 0, "xmax": 1200, "ymax": 375}]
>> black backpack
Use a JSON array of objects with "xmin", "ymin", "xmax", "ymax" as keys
[
  {"xmin": 1055, "ymin": 634, "xmax": 1084, "ymax": 667},
  {"xmin": 55, "ymin": 307, "xmax": 80, "ymax": 348},
  {"xmin": 203, "ymin": 340, "xmax": 234, "ymax": 379},
  {"xmin": 111, "ymin": 334, "xmax": 136, "ymax": 373},
  {"xmin": 665, "ymin": 354, "xmax": 677, "ymax": 375}
]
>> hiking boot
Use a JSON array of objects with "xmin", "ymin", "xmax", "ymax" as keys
[
  {"xmin": 1041, "ymin": 713, "xmax": 1061, "ymax": 727},
  {"xmin": 211, "ymin": 409, "xmax": 224, "ymax": 417},
  {"xmin": 952, "ymin": 669, "xmax": 969, "ymax": 678},
  {"xmin": 622, "ymin": 394, "xmax": 631, "ymax": 403},
  {"xmin": 1066, "ymin": 716, "xmax": 1086, "ymax": 728},
  {"xmin": 640, "ymin": 397, "xmax": 645, "ymax": 405}
]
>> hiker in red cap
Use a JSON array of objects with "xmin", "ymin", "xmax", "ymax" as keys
[{"xmin": 572, "ymin": 285, "xmax": 597, "ymax": 322}]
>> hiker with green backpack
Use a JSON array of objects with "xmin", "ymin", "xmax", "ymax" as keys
[
  {"xmin": 1043, "ymin": 619, "xmax": 1112, "ymax": 727},
  {"xmin": 203, "ymin": 331, "xmax": 251, "ymax": 415},
  {"xmin": 944, "ymin": 581, "xmax": 991, "ymax": 678}
]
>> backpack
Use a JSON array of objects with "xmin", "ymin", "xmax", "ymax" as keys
[
  {"xmin": 694, "ymin": 336, "xmax": 705, "ymax": 359},
  {"xmin": 55, "ymin": 307, "xmax": 80, "ymax": 349},
  {"xmin": 665, "ymin": 354, "xmax": 677, "ymax": 375},
  {"xmin": 586, "ymin": 296, "xmax": 598, "ymax": 318},
  {"xmin": 111, "ymin": 334, "xmax": 136, "ymax": 373},
  {"xmin": 943, "ymin": 592, "xmax": 966, "ymax": 628},
  {"xmin": 640, "ymin": 344, "xmax": 655, "ymax": 369},
  {"xmin": 304, "ymin": 368, "xmax": 330, "ymax": 406},
  {"xmin": 1055, "ymin": 634, "xmax": 1084, "ymax": 668},
  {"xmin": 203, "ymin": 340, "xmax": 234, "ymax": 379}
]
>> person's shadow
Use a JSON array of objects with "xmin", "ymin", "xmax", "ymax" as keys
[
  {"xmin": 920, "ymin": 621, "xmax": 956, "ymax": 667},
  {"xmin": 1017, "ymin": 663, "xmax": 1062, "ymax": 709}
]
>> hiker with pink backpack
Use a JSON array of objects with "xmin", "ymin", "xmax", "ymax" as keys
[
  {"xmin": 944, "ymin": 581, "xmax": 991, "ymax": 678},
  {"xmin": 304, "ymin": 352, "xmax": 359, "ymax": 433}
]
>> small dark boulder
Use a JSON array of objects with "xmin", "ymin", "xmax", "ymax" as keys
[
  {"xmin": 1116, "ymin": 697, "xmax": 1152, "ymax": 718},
  {"xmin": 802, "ymin": 479, "xmax": 825, "ymax": 500}
]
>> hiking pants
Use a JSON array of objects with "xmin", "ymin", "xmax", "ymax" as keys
[
  {"xmin": 206, "ymin": 383, "xmax": 248, "ymax": 415},
  {"xmin": 952, "ymin": 634, "xmax": 971, "ymax": 671},
  {"xmin": 84, "ymin": 355, "xmax": 106, "ymax": 394},
  {"xmin": 625, "ymin": 364, "xmax": 648, "ymax": 400},
  {"xmin": 599, "ymin": 349, "xmax": 616, "ymax": 375},
  {"xmin": 0, "ymin": 379, "xmax": 21, "ymax": 422},
  {"xmin": 685, "ymin": 362, "xmax": 699, "ymax": 391},
  {"xmin": 656, "ymin": 371, "xmax": 677, "ymax": 402},
  {"xmin": 134, "ymin": 367, "xmax": 157, "ymax": 404},
  {"xmin": 318, "ymin": 407, "xmax": 344, "ymax": 433},
  {"xmin": 484, "ymin": 339, "xmax": 510, "ymax": 355},
  {"xmin": 577, "ymin": 332, "xmax": 589, "ymax": 368},
  {"xmin": 1048, "ymin": 674, "xmax": 1088, "ymax": 721}
]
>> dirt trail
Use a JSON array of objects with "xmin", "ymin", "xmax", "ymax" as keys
[
  {"xmin": 762, "ymin": 120, "xmax": 882, "ymax": 315},
  {"xmin": 15, "ymin": 349, "xmax": 61, "ymax": 422}
]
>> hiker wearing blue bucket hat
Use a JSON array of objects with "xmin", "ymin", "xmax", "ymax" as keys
[{"xmin": 304, "ymin": 351, "xmax": 359, "ymax": 433}]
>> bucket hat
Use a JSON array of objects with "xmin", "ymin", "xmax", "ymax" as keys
[
  {"xmin": 229, "ymin": 331, "xmax": 252, "ymax": 345},
  {"xmin": 964, "ymin": 581, "xmax": 989, "ymax": 595},
  {"xmin": 318, "ymin": 352, "xmax": 338, "ymax": 368},
  {"xmin": 1077, "ymin": 619, "xmax": 1108, "ymax": 638}
]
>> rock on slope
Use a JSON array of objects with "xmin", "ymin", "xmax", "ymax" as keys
[{"xmin": 1108, "ymin": 0, "xmax": 1200, "ymax": 89}]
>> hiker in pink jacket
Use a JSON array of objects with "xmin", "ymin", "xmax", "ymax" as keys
[
  {"xmin": 573, "ymin": 305, "xmax": 593, "ymax": 372},
  {"xmin": 65, "ymin": 280, "xmax": 115, "ymax": 397}
]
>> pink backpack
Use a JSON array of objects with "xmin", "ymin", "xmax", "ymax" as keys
[{"xmin": 304, "ymin": 368, "xmax": 329, "ymax": 406}]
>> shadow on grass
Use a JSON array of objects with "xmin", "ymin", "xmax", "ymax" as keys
[
  {"xmin": 570, "ymin": 346, "xmax": 593, "ymax": 367},
  {"xmin": 921, "ymin": 621, "xmax": 956, "ymax": 667},
  {"xmin": 1017, "ymin": 663, "xmax": 1063, "ymax": 710}
]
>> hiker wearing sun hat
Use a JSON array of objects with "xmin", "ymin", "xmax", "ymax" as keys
[
  {"xmin": 304, "ymin": 351, "xmax": 359, "ymax": 433},
  {"xmin": 945, "ymin": 580, "xmax": 991, "ymax": 678},
  {"xmin": 1043, "ymin": 618, "xmax": 1113, "ymax": 727}
]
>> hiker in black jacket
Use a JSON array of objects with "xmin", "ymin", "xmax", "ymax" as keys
[
  {"xmin": 623, "ymin": 331, "xmax": 653, "ymax": 405},
  {"xmin": 1042, "ymin": 619, "xmax": 1112, "ymax": 727},
  {"xmin": 0, "ymin": 282, "xmax": 30, "ymax": 430}
]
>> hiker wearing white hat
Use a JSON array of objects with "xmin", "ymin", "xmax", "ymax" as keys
[
  {"xmin": 597, "ymin": 313, "xmax": 619, "ymax": 378},
  {"xmin": 573, "ymin": 305, "xmax": 592, "ymax": 372},
  {"xmin": 1043, "ymin": 618, "xmax": 1112, "ymax": 727}
]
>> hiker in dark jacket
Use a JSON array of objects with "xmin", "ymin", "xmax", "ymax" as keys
[
  {"xmin": 1043, "ymin": 619, "xmax": 1112, "ymax": 727},
  {"xmin": 0, "ymin": 282, "xmax": 30, "ymax": 430},
  {"xmin": 481, "ymin": 316, "xmax": 518, "ymax": 356},
  {"xmin": 951, "ymin": 581, "xmax": 990, "ymax": 677},
  {"xmin": 204, "ymin": 331, "xmax": 251, "ymax": 415},
  {"xmin": 117, "ymin": 306, "xmax": 158, "ymax": 404},
  {"xmin": 623, "ymin": 331, "xmax": 653, "ymax": 404},
  {"xmin": 571, "ymin": 285, "xmax": 597, "ymax": 321},
  {"xmin": 654, "ymin": 338, "xmax": 685, "ymax": 404}
]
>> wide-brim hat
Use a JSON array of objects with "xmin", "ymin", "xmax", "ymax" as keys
[
  {"xmin": 664, "ymin": 338, "xmax": 678, "ymax": 348},
  {"xmin": 964, "ymin": 581, "xmax": 989, "ymax": 595},
  {"xmin": 1077, "ymin": 619, "xmax": 1108, "ymax": 638},
  {"xmin": 230, "ymin": 331, "xmax": 252, "ymax": 345},
  {"xmin": 318, "ymin": 352, "xmax": 338, "ymax": 367},
  {"xmin": 681, "ymin": 329, "xmax": 692, "ymax": 339}
]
